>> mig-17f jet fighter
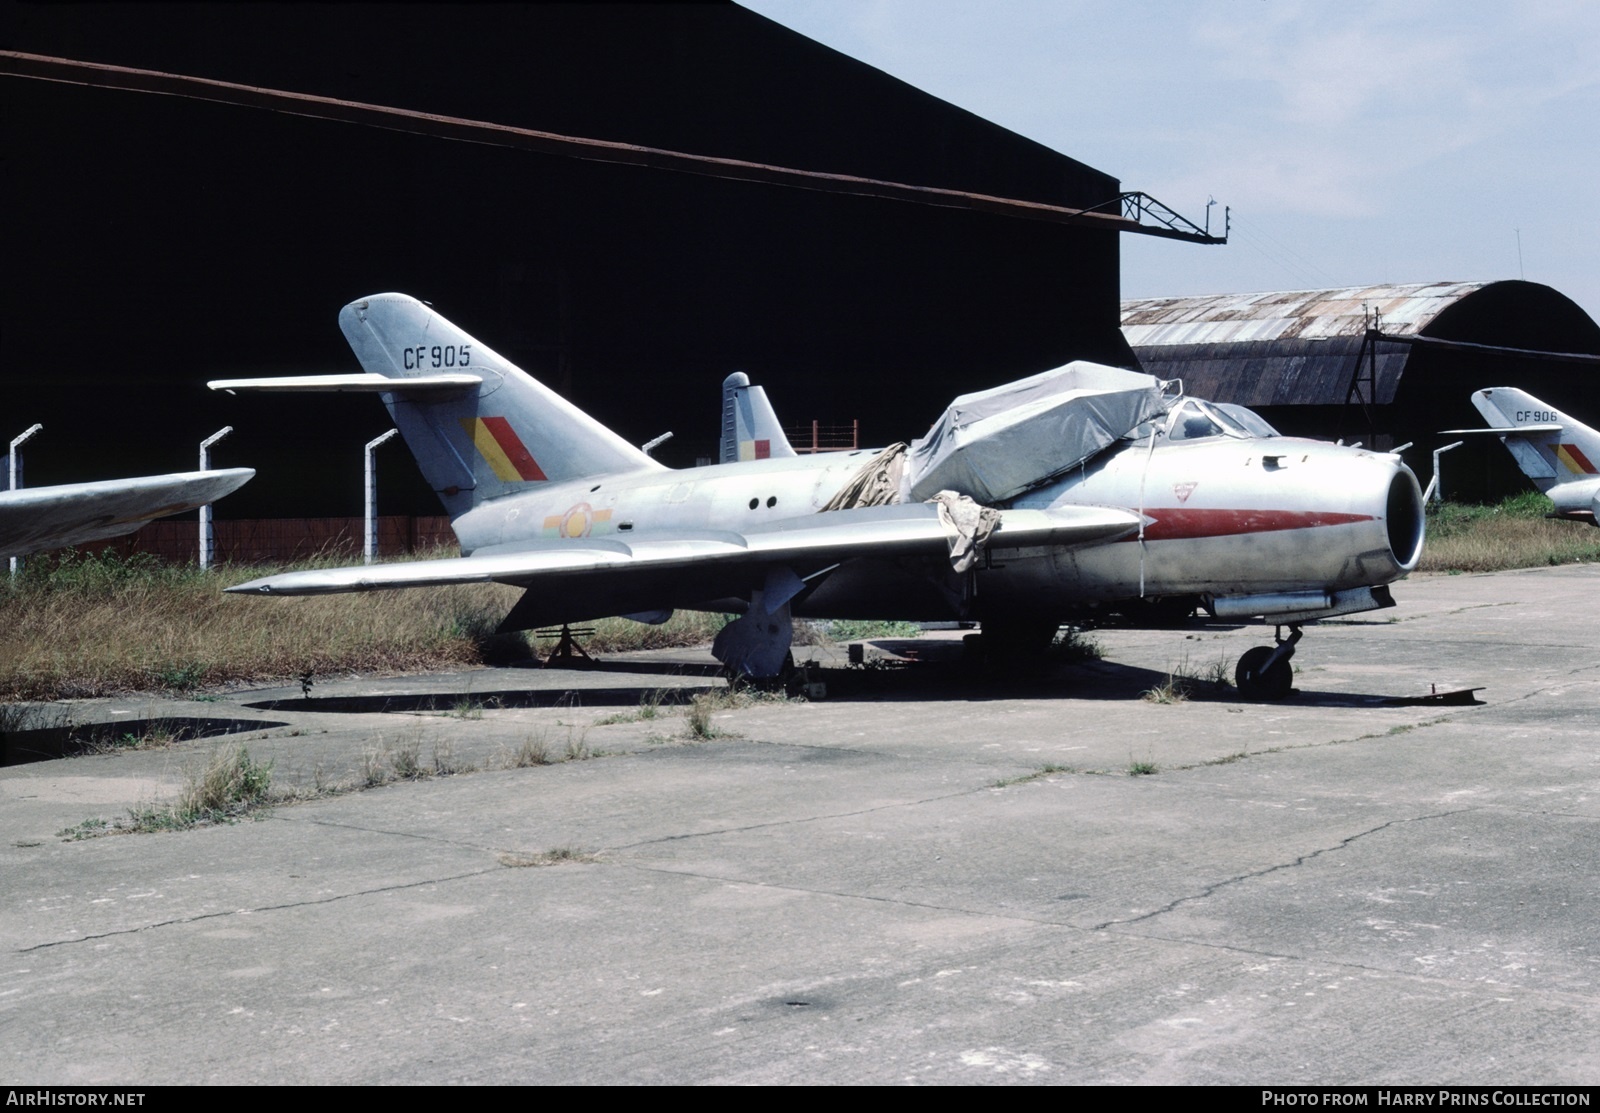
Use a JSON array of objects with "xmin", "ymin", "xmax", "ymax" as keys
[
  {"xmin": 1445, "ymin": 388, "xmax": 1600, "ymax": 526},
  {"xmin": 211, "ymin": 294, "xmax": 1424, "ymax": 699}
]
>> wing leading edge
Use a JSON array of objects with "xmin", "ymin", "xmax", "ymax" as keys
[
  {"xmin": 224, "ymin": 502, "xmax": 1141, "ymax": 596},
  {"xmin": 0, "ymin": 469, "xmax": 256, "ymax": 559}
]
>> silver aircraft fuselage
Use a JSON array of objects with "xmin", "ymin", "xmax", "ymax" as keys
[{"xmin": 451, "ymin": 428, "xmax": 1424, "ymax": 624}]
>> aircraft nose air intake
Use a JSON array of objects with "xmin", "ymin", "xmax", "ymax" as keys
[{"xmin": 1386, "ymin": 467, "xmax": 1425, "ymax": 572}]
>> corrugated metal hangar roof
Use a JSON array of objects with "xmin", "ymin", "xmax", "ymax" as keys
[
  {"xmin": 1122, "ymin": 280, "xmax": 1600, "ymax": 412},
  {"xmin": 1122, "ymin": 282, "xmax": 1488, "ymax": 347}
]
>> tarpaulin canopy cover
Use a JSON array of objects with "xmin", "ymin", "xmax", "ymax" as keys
[{"xmin": 907, "ymin": 362, "xmax": 1169, "ymax": 504}]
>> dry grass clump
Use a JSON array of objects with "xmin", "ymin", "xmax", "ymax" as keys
[
  {"xmin": 0, "ymin": 550, "xmax": 523, "ymax": 700},
  {"xmin": 1419, "ymin": 493, "xmax": 1600, "ymax": 573},
  {"xmin": 577, "ymin": 611, "xmax": 730, "ymax": 653},
  {"xmin": 0, "ymin": 551, "xmax": 740, "ymax": 701}
]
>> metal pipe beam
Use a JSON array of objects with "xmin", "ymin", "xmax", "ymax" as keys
[
  {"xmin": 8, "ymin": 423, "xmax": 43, "ymax": 577},
  {"xmin": 198, "ymin": 426, "xmax": 234, "ymax": 570},
  {"xmin": 365, "ymin": 429, "xmax": 400, "ymax": 565}
]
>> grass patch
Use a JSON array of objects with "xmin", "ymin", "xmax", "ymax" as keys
[
  {"xmin": 1420, "ymin": 492, "xmax": 1600, "ymax": 572},
  {"xmin": 991, "ymin": 762, "xmax": 1074, "ymax": 788},
  {"xmin": 429, "ymin": 740, "xmax": 469, "ymax": 776},
  {"xmin": 498, "ymin": 845, "xmax": 597, "ymax": 868},
  {"xmin": 1, "ymin": 548, "xmax": 521, "ymax": 700},
  {"xmin": 0, "ymin": 550, "xmax": 737, "ymax": 701},
  {"xmin": 507, "ymin": 732, "xmax": 553, "ymax": 767},
  {"xmin": 356, "ymin": 726, "xmax": 474, "ymax": 782},
  {"xmin": 1142, "ymin": 652, "xmax": 1232, "ymax": 703},
  {"xmin": 574, "ymin": 612, "xmax": 731, "ymax": 654},
  {"xmin": 679, "ymin": 685, "xmax": 796, "ymax": 740},
  {"xmin": 593, "ymin": 688, "xmax": 679, "ymax": 725},
  {"xmin": 1049, "ymin": 627, "xmax": 1103, "ymax": 664},
  {"xmin": 1141, "ymin": 675, "xmax": 1190, "ymax": 704},
  {"xmin": 1127, "ymin": 760, "xmax": 1159, "ymax": 776},
  {"xmin": 177, "ymin": 744, "xmax": 274, "ymax": 818},
  {"xmin": 72, "ymin": 744, "xmax": 281, "ymax": 836},
  {"xmin": 822, "ymin": 619, "xmax": 924, "ymax": 641},
  {"xmin": 57, "ymin": 817, "xmax": 110, "ymax": 841},
  {"xmin": 563, "ymin": 726, "xmax": 594, "ymax": 761},
  {"xmin": 685, "ymin": 692, "xmax": 727, "ymax": 739}
]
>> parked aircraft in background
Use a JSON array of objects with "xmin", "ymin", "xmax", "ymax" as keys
[
  {"xmin": 1445, "ymin": 388, "xmax": 1600, "ymax": 526},
  {"xmin": 210, "ymin": 293, "xmax": 1425, "ymax": 699},
  {"xmin": 719, "ymin": 371, "xmax": 796, "ymax": 464},
  {"xmin": 0, "ymin": 469, "xmax": 254, "ymax": 560}
]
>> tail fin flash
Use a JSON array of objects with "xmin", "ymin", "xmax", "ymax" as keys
[
  {"xmin": 1467, "ymin": 388, "xmax": 1600, "ymax": 491},
  {"xmin": 213, "ymin": 294, "xmax": 663, "ymax": 517},
  {"xmin": 719, "ymin": 372, "xmax": 797, "ymax": 464}
]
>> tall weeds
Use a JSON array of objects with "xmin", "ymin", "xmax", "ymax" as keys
[
  {"xmin": 0, "ymin": 550, "xmax": 721, "ymax": 700},
  {"xmin": 1418, "ymin": 492, "xmax": 1600, "ymax": 573}
]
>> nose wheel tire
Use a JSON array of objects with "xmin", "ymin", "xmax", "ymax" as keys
[{"xmin": 1236, "ymin": 645, "xmax": 1293, "ymax": 700}]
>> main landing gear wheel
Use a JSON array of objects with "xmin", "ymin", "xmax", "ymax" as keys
[{"xmin": 1235, "ymin": 646, "xmax": 1293, "ymax": 700}]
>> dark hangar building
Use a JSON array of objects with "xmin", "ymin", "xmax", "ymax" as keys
[
  {"xmin": 1122, "ymin": 281, "xmax": 1600, "ymax": 499},
  {"xmin": 1, "ymin": 1, "xmax": 1207, "ymax": 519}
]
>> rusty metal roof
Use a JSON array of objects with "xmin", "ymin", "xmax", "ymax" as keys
[{"xmin": 1121, "ymin": 282, "xmax": 1489, "ymax": 348}]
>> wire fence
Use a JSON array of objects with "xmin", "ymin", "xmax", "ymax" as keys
[{"xmin": 784, "ymin": 420, "xmax": 859, "ymax": 453}]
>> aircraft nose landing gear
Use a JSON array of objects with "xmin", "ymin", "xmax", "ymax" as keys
[{"xmin": 1235, "ymin": 625, "xmax": 1302, "ymax": 700}]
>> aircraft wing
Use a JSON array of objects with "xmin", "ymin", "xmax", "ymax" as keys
[
  {"xmin": 0, "ymin": 468, "xmax": 255, "ymax": 559},
  {"xmin": 225, "ymin": 502, "xmax": 1140, "ymax": 596}
]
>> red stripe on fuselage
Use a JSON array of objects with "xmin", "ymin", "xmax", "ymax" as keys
[
  {"xmin": 480, "ymin": 416, "xmax": 548, "ymax": 481},
  {"xmin": 1131, "ymin": 508, "xmax": 1373, "ymax": 541}
]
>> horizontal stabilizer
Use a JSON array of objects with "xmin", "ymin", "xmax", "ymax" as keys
[
  {"xmin": 1439, "ymin": 425, "xmax": 1563, "ymax": 435},
  {"xmin": 209, "ymin": 373, "xmax": 481, "ymax": 395},
  {"xmin": 225, "ymin": 502, "xmax": 1140, "ymax": 597}
]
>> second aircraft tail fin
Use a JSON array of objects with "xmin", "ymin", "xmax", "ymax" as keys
[
  {"xmin": 719, "ymin": 372, "xmax": 797, "ymax": 464},
  {"xmin": 1463, "ymin": 387, "xmax": 1600, "ymax": 492}
]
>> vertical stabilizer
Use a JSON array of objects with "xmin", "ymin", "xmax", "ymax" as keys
[
  {"xmin": 340, "ymin": 294, "xmax": 663, "ymax": 516},
  {"xmin": 1471, "ymin": 387, "xmax": 1600, "ymax": 492},
  {"xmin": 718, "ymin": 372, "xmax": 797, "ymax": 464}
]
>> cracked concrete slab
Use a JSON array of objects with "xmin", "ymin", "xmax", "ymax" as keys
[{"xmin": 3, "ymin": 566, "xmax": 1600, "ymax": 1083}]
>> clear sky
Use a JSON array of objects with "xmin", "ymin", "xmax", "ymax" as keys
[{"xmin": 740, "ymin": 0, "xmax": 1600, "ymax": 322}]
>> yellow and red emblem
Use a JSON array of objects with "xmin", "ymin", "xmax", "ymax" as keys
[
  {"xmin": 461, "ymin": 416, "xmax": 547, "ymax": 482},
  {"xmin": 542, "ymin": 502, "xmax": 613, "ymax": 538}
]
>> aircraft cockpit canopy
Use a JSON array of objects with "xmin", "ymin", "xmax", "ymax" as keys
[
  {"xmin": 1212, "ymin": 402, "xmax": 1280, "ymax": 438},
  {"xmin": 1164, "ymin": 398, "xmax": 1280, "ymax": 442}
]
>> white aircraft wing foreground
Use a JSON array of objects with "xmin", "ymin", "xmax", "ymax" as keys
[
  {"xmin": 212, "ymin": 293, "xmax": 1425, "ymax": 699},
  {"xmin": 0, "ymin": 469, "xmax": 255, "ymax": 559}
]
